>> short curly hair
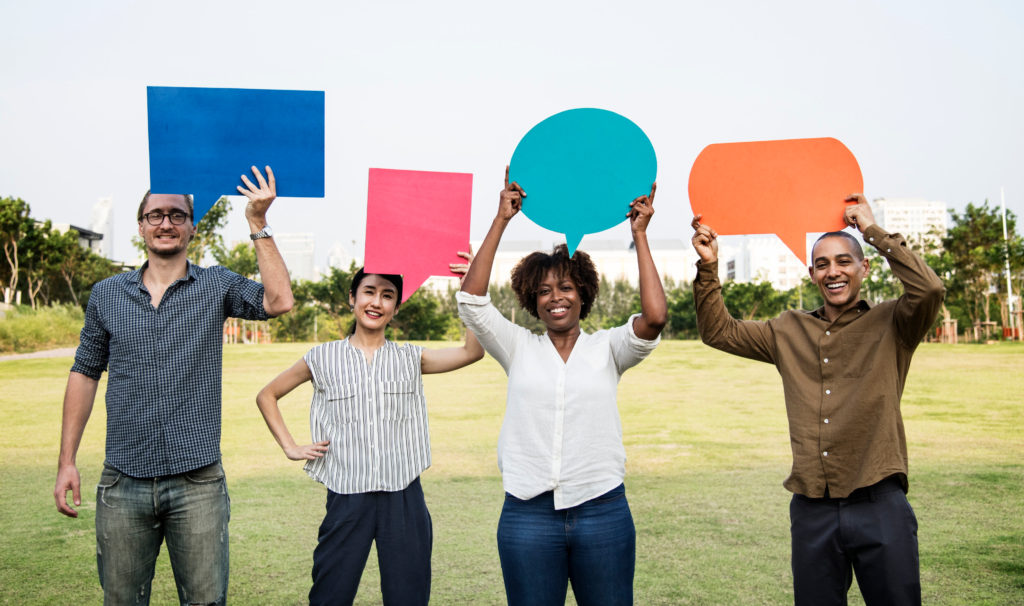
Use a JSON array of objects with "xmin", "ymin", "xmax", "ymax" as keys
[{"xmin": 510, "ymin": 244, "xmax": 599, "ymax": 320}]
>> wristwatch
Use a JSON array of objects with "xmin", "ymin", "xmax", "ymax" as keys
[{"xmin": 250, "ymin": 225, "xmax": 274, "ymax": 241}]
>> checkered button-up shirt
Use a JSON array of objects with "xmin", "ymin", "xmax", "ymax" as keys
[{"xmin": 71, "ymin": 262, "xmax": 268, "ymax": 477}]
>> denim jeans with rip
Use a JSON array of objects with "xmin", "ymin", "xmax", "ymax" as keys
[{"xmin": 95, "ymin": 461, "xmax": 230, "ymax": 606}]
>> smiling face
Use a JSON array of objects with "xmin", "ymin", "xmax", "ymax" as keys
[
  {"xmin": 349, "ymin": 274, "xmax": 399, "ymax": 334},
  {"xmin": 535, "ymin": 269, "xmax": 582, "ymax": 333},
  {"xmin": 809, "ymin": 235, "xmax": 870, "ymax": 320},
  {"xmin": 137, "ymin": 194, "xmax": 195, "ymax": 259}
]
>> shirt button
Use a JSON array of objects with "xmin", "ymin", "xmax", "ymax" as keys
[
  {"xmin": 823, "ymin": 358, "xmax": 829, "ymax": 363},
  {"xmin": 869, "ymin": 237, "xmax": 875, "ymax": 242},
  {"xmin": 824, "ymin": 418, "xmax": 830, "ymax": 424},
  {"xmin": 825, "ymin": 389, "xmax": 831, "ymax": 395},
  {"xmin": 887, "ymin": 248, "xmax": 892, "ymax": 252},
  {"xmin": 825, "ymin": 330, "xmax": 831, "ymax": 336},
  {"xmin": 823, "ymin": 451, "xmax": 829, "ymax": 457}
]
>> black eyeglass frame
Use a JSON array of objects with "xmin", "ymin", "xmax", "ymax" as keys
[{"xmin": 140, "ymin": 211, "xmax": 192, "ymax": 226}]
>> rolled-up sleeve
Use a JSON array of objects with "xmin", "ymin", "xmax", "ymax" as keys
[
  {"xmin": 609, "ymin": 313, "xmax": 661, "ymax": 374},
  {"xmin": 219, "ymin": 267, "xmax": 269, "ymax": 320},
  {"xmin": 70, "ymin": 286, "xmax": 110, "ymax": 380},
  {"xmin": 456, "ymin": 291, "xmax": 526, "ymax": 373}
]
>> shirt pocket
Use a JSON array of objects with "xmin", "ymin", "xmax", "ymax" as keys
[
  {"xmin": 323, "ymin": 384, "xmax": 360, "ymax": 424},
  {"xmin": 839, "ymin": 330, "xmax": 883, "ymax": 378},
  {"xmin": 381, "ymin": 379, "xmax": 419, "ymax": 421}
]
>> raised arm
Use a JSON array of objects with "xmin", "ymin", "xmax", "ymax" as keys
[
  {"xmin": 690, "ymin": 215, "xmax": 776, "ymax": 363},
  {"xmin": 628, "ymin": 183, "xmax": 667, "ymax": 339},
  {"xmin": 423, "ymin": 250, "xmax": 485, "ymax": 373},
  {"xmin": 54, "ymin": 371, "xmax": 99, "ymax": 517},
  {"xmin": 238, "ymin": 165, "xmax": 294, "ymax": 316},
  {"xmin": 461, "ymin": 166, "xmax": 525, "ymax": 296},
  {"xmin": 844, "ymin": 194, "xmax": 945, "ymax": 345},
  {"xmin": 255, "ymin": 359, "xmax": 329, "ymax": 461}
]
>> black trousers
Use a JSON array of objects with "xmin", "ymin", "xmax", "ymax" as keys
[
  {"xmin": 790, "ymin": 476, "xmax": 921, "ymax": 606},
  {"xmin": 309, "ymin": 477, "xmax": 432, "ymax": 606}
]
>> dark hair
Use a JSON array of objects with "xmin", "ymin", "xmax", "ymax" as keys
[
  {"xmin": 347, "ymin": 268, "xmax": 404, "ymax": 336},
  {"xmin": 510, "ymin": 244, "xmax": 599, "ymax": 320},
  {"xmin": 349, "ymin": 268, "xmax": 404, "ymax": 306},
  {"xmin": 138, "ymin": 190, "xmax": 195, "ymax": 223},
  {"xmin": 812, "ymin": 231, "xmax": 865, "ymax": 262}
]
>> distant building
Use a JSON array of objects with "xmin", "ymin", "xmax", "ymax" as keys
[
  {"xmin": 276, "ymin": 233, "xmax": 316, "ymax": 281},
  {"xmin": 325, "ymin": 241, "xmax": 361, "ymax": 272},
  {"xmin": 871, "ymin": 197, "xmax": 947, "ymax": 249},
  {"xmin": 725, "ymin": 235, "xmax": 808, "ymax": 290},
  {"xmin": 90, "ymin": 197, "xmax": 115, "ymax": 259},
  {"xmin": 51, "ymin": 223, "xmax": 104, "ymax": 254}
]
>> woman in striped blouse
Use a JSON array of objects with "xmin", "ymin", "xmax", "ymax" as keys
[{"xmin": 256, "ymin": 260, "xmax": 483, "ymax": 606}]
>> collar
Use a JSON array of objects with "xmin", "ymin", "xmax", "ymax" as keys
[
  {"xmin": 810, "ymin": 298, "xmax": 872, "ymax": 322},
  {"xmin": 130, "ymin": 260, "xmax": 199, "ymax": 286}
]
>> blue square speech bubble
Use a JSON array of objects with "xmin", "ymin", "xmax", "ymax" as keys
[{"xmin": 147, "ymin": 86, "xmax": 325, "ymax": 224}]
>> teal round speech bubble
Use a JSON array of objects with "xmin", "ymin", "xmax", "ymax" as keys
[{"xmin": 508, "ymin": 108, "xmax": 657, "ymax": 256}]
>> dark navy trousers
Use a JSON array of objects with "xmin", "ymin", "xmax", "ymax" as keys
[
  {"xmin": 309, "ymin": 477, "xmax": 432, "ymax": 606},
  {"xmin": 790, "ymin": 475, "xmax": 921, "ymax": 606}
]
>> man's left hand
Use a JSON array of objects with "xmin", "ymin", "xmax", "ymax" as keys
[
  {"xmin": 844, "ymin": 193, "xmax": 876, "ymax": 232},
  {"xmin": 238, "ymin": 165, "xmax": 276, "ymax": 225}
]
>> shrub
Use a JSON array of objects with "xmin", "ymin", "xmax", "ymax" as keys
[{"xmin": 0, "ymin": 304, "xmax": 83, "ymax": 354}]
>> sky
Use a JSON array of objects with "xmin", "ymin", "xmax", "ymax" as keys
[{"xmin": 2, "ymin": 0, "xmax": 1022, "ymax": 270}]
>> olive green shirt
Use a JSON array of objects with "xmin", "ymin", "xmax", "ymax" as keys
[{"xmin": 693, "ymin": 224, "xmax": 945, "ymax": 498}]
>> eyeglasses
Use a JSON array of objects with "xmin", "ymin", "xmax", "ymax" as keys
[{"xmin": 141, "ymin": 211, "xmax": 191, "ymax": 226}]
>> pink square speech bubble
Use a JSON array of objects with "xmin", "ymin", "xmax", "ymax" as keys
[{"xmin": 364, "ymin": 168, "xmax": 473, "ymax": 302}]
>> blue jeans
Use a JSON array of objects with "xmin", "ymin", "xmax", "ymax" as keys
[
  {"xmin": 497, "ymin": 484, "xmax": 635, "ymax": 606},
  {"xmin": 95, "ymin": 461, "xmax": 230, "ymax": 606}
]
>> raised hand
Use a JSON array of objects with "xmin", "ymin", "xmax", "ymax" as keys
[
  {"xmin": 843, "ymin": 193, "xmax": 876, "ymax": 232},
  {"xmin": 498, "ymin": 165, "xmax": 526, "ymax": 221},
  {"xmin": 450, "ymin": 248, "xmax": 474, "ymax": 286},
  {"xmin": 691, "ymin": 214, "xmax": 719, "ymax": 263},
  {"xmin": 238, "ymin": 165, "xmax": 277, "ymax": 222},
  {"xmin": 628, "ymin": 183, "xmax": 656, "ymax": 234}
]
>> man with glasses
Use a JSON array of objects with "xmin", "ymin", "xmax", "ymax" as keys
[{"xmin": 54, "ymin": 166, "xmax": 294, "ymax": 605}]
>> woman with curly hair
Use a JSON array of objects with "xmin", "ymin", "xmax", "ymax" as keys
[{"xmin": 457, "ymin": 167, "xmax": 667, "ymax": 606}]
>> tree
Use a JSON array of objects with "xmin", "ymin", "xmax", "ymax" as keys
[
  {"xmin": 391, "ymin": 290, "xmax": 451, "ymax": 340},
  {"xmin": 214, "ymin": 241, "xmax": 258, "ymax": 278},
  {"xmin": 188, "ymin": 196, "xmax": 232, "ymax": 264},
  {"xmin": 0, "ymin": 196, "xmax": 32, "ymax": 302},
  {"xmin": 928, "ymin": 201, "xmax": 1020, "ymax": 332},
  {"xmin": 860, "ymin": 248, "xmax": 903, "ymax": 303},
  {"xmin": 721, "ymin": 280, "xmax": 788, "ymax": 321},
  {"xmin": 664, "ymin": 283, "xmax": 698, "ymax": 339},
  {"xmin": 18, "ymin": 219, "xmax": 59, "ymax": 308}
]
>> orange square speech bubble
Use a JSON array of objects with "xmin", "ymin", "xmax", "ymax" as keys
[{"xmin": 688, "ymin": 137, "xmax": 863, "ymax": 264}]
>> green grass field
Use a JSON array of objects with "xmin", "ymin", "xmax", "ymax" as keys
[{"xmin": 1, "ymin": 341, "xmax": 1022, "ymax": 605}]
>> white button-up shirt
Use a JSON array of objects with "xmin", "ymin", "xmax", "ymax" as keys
[{"xmin": 457, "ymin": 292, "xmax": 659, "ymax": 509}]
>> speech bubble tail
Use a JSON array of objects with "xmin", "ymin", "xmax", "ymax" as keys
[
  {"xmin": 191, "ymin": 194, "xmax": 224, "ymax": 227},
  {"xmin": 779, "ymin": 231, "xmax": 809, "ymax": 266},
  {"xmin": 399, "ymin": 271, "xmax": 429, "ymax": 303},
  {"xmin": 564, "ymin": 233, "xmax": 584, "ymax": 258}
]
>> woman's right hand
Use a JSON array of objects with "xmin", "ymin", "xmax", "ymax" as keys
[
  {"xmin": 498, "ymin": 165, "xmax": 526, "ymax": 221},
  {"xmin": 284, "ymin": 440, "xmax": 330, "ymax": 461}
]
